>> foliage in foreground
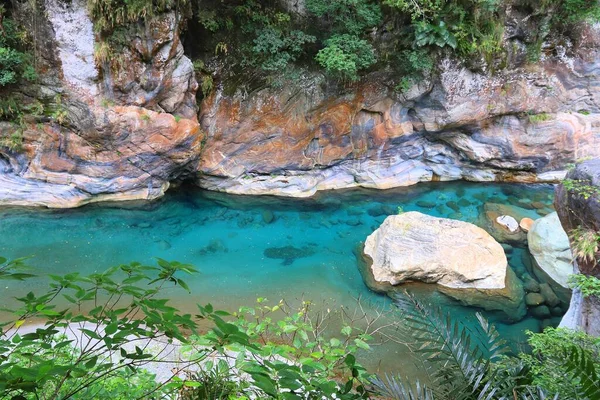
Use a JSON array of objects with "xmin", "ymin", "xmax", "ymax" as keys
[
  {"xmin": 373, "ymin": 293, "xmax": 600, "ymax": 400},
  {"xmin": 2, "ymin": 256, "xmax": 600, "ymax": 400},
  {"xmin": 0, "ymin": 256, "xmax": 380, "ymax": 399}
]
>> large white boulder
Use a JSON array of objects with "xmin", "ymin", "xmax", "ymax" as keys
[
  {"xmin": 528, "ymin": 212, "xmax": 573, "ymax": 289},
  {"xmin": 363, "ymin": 212, "xmax": 508, "ymax": 289}
]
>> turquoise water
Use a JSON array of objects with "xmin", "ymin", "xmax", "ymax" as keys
[{"xmin": 0, "ymin": 182, "xmax": 560, "ymax": 375}]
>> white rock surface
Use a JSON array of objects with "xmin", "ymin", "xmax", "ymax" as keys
[
  {"xmin": 496, "ymin": 215, "xmax": 520, "ymax": 232},
  {"xmin": 46, "ymin": 0, "xmax": 98, "ymax": 97},
  {"xmin": 528, "ymin": 212, "xmax": 573, "ymax": 288},
  {"xmin": 363, "ymin": 212, "xmax": 508, "ymax": 289}
]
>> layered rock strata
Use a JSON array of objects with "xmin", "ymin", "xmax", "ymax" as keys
[
  {"xmin": 198, "ymin": 54, "xmax": 600, "ymax": 197},
  {"xmin": 0, "ymin": 1, "xmax": 200, "ymax": 208}
]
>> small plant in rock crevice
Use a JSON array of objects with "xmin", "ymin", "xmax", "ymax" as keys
[
  {"xmin": 569, "ymin": 274, "xmax": 600, "ymax": 297},
  {"xmin": 528, "ymin": 113, "xmax": 552, "ymax": 124},
  {"xmin": 563, "ymin": 179, "xmax": 600, "ymax": 200},
  {"xmin": 569, "ymin": 226, "xmax": 600, "ymax": 266}
]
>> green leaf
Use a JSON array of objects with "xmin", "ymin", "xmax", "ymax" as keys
[{"xmin": 354, "ymin": 338, "xmax": 370, "ymax": 350}]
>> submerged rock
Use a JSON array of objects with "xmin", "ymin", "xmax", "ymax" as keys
[
  {"xmin": 199, "ymin": 239, "xmax": 228, "ymax": 255},
  {"xmin": 525, "ymin": 292, "xmax": 545, "ymax": 307},
  {"xmin": 539, "ymin": 283, "xmax": 561, "ymax": 307},
  {"xmin": 531, "ymin": 305, "xmax": 551, "ymax": 319},
  {"xmin": 263, "ymin": 245, "xmax": 316, "ymax": 265},
  {"xmin": 438, "ymin": 268, "xmax": 526, "ymax": 322},
  {"xmin": 416, "ymin": 200, "xmax": 436, "ymax": 208},
  {"xmin": 262, "ymin": 210, "xmax": 275, "ymax": 224}
]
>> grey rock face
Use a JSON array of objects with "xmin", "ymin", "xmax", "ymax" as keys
[
  {"xmin": 555, "ymin": 159, "xmax": 600, "ymax": 335},
  {"xmin": 100, "ymin": 11, "xmax": 198, "ymax": 118}
]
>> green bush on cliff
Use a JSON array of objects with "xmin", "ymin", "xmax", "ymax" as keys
[
  {"xmin": 305, "ymin": 0, "xmax": 382, "ymax": 36},
  {"xmin": 383, "ymin": 0, "xmax": 504, "ymax": 63},
  {"xmin": 570, "ymin": 274, "xmax": 600, "ymax": 296},
  {"xmin": 315, "ymin": 34, "xmax": 377, "ymax": 81},
  {"xmin": 0, "ymin": 6, "xmax": 37, "ymax": 87},
  {"xmin": 560, "ymin": 0, "xmax": 600, "ymax": 22}
]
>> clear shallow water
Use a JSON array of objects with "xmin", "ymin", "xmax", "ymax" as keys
[{"xmin": 0, "ymin": 182, "xmax": 559, "ymax": 376}]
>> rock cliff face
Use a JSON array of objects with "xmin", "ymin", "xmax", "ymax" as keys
[
  {"xmin": 198, "ymin": 53, "xmax": 600, "ymax": 197},
  {"xmin": 555, "ymin": 159, "xmax": 600, "ymax": 335},
  {"xmin": 2, "ymin": 2, "xmax": 600, "ymax": 206},
  {"xmin": 0, "ymin": 0, "xmax": 200, "ymax": 208}
]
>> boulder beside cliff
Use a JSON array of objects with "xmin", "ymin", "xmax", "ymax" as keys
[
  {"xmin": 528, "ymin": 212, "xmax": 573, "ymax": 291},
  {"xmin": 555, "ymin": 159, "xmax": 600, "ymax": 335}
]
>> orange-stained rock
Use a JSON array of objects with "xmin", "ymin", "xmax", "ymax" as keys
[
  {"xmin": 197, "ymin": 54, "xmax": 600, "ymax": 197},
  {"xmin": 0, "ymin": 106, "xmax": 202, "ymax": 208},
  {"xmin": 520, "ymin": 218, "xmax": 535, "ymax": 232}
]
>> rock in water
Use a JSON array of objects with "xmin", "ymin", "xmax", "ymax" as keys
[
  {"xmin": 362, "ymin": 212, "xmax": 526, "ymax": 321},
  {"xmin": 528, "ymin": 212, "xmax": 573, "ymax": 289},
  {"xmin": 262, "ymin": 210, "xmax": 275, "ymax": 224},
  {"xmin": 264, "ymin": 245, "xmax": 316, "ymax": 265},
  {"xmin": 496, "ymin": 215, "xmax": 520, "ymax": 233},
  {"xmin": 364, "ymin": 212, "xmax": 507, "ymax": 289},
  {"xmin": 525, "ymin": 293, "xmax": 545, "ymax": 307},
  {"xmin": 539, "ymin": 283, "xmax": 561, "ymax": 307},
  {"xmin": 520, "ymin": 217, "xmax": 534, "ymax": 232}
]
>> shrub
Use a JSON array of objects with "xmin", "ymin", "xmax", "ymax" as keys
[
  {"xmin": 373, "ymin": 292, "xmax": 600, "ymax": 399},
  {"xmin": 0, "ymin": 258, "xmax": 202, "ymax": 399},
  {"xmin": 528, "ymin": 113, "xmax": 552, "ymax": 124},
  {"xmin": 569, "ymin": 274, "xmax": 600, "ymax": 297},
  {"xmin": 251, "ymin": 27, "xmax": 316, "ymax": 72},
  {"xmin": 521, "ymin": 327, "xmax": 600, "ymax": 399},
  {"xmin": 315, "ymin": 34, "xmax": 376, "ymax": 81},
  {"xmin": 306, "ymin": 0, "xmax": 382, "ymax": 35},
  {"xmin": 0, "ymin": 8, "xmax": 37, "ymax": 87},
  {"xmin": 560, "ymin": 0, "xmax": 600, "ymax": 22},
  {"xmin": 187, "ymin": 298, "xmax": 376, "ymax": 399},
  {"xmin": 384, "ymin": 0, "xmax": 503, "ymax": 64}
]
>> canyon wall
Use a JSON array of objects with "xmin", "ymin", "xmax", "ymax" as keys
[
  {"xmin": 198, "ymin": 56, "xmax": 600, "ymax": 196},
  {"xmin": 1, "ymin": 2, "xmax": 600, "ymax": 206},
  {"xmin": 0, "ymin": 0, "xmax": 201, "ymax": 207}
]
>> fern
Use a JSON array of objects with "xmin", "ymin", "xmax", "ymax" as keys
[
  {"xmin": 390, "ymin": 293, "xmax": 509, "ymax": 400},
  {"xmin": 370, "ymin": 374, "xmax": 434, "ymax": 400},
  {"xmin": 563, "ymin": 345, "xmax": 600, "ymax": 399}
]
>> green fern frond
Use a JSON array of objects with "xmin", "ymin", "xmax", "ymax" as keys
[
  {"xmin": 392, "ymin": 292, "xmax": 511, "ymax": 400},
  {"xmin": 563, "ymin": 345, "xmax": 600, "ymax": 399},
  {"xmin": 370, "ymin": 374, "xmax": 434, "ymax": 400}
]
